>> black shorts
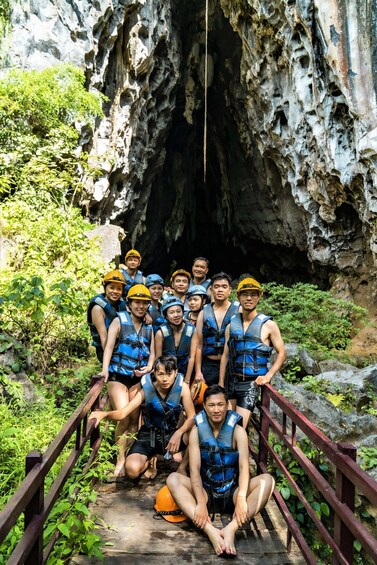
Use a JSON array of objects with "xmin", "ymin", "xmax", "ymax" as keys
[
  {"xmin": 228, "ymin": 377, "xmax": 259, "ymax": 412},
  {"xmin": 205, "ymin": 484, "xmax": 237, "ymax": 515},
  {"xmin": 127, "ymin": 425, "xmax": 187, "ymax": 459},
  {"xmin": 108, "ymin": 372, "xmax": 139, "ymax": 389},
  {"xmin": 202, "ymin": 357, "xmax": 220, "ymax": 385}
]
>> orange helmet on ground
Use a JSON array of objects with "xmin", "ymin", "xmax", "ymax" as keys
[
  {"xmin": 154, "ymin": 485, "xmax": 186, "ymax": 523},
  {"xmin": 191, "ymin": 380, "xmax": 208, "ymax": 406}
]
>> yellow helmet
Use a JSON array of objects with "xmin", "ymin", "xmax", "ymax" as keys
[
  {"xmin": 237, "ymin": 277, "xmax": 263, "ymax": 296},
  {"xmin": 191, "ymin": 380, "xmax": 208, "ymax": 406},
  {"xmin": 102, "ymin": 270, "xmax": 126, "ymax": 286},
  {"xmin": 154, "ymin": 485, "xmax": 186, "ymax": 523},
  {"xmin": 126, "ymin": 284, "xmax": 151, "ymax": 301},
  {"xmin": 125, "ymin": 248, "xmax": 141, "ymax": 260},
  {"xmin": 170, "ymin": 269, "xmax": 191, "ymax": 283}
]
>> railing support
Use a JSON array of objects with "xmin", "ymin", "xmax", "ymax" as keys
[
  {"xmin": 258, "ymin": 387, "xmax": 270, "ymax": 468},
  {"xmin": 24, "ymin": 450, "xmax": 43, "ymax": 565},
  {"xmin": 90, "ymin": 375, "xmax": 102, "ymax": 448},
  {"xmin": 333, "ymin": 443, "xmax": 356, "ymax": 564}
]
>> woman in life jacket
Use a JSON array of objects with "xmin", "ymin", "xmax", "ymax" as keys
[{"xmin": 186, "ymin": 284, "xmax": 208, "ymax": 326}]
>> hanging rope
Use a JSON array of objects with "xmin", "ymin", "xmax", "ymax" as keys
[{"xmin": 203, "ymin": 0, "xmax": 209, "ymax": 183}]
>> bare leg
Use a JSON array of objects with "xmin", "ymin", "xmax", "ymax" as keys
[
  {"xmin": 108, "ymin": 382, "xmax": 129, "ymax": 476},
  {"xmin": 176, "ymin": 447, "xmax": 189, "ymax": 476},
  {"xmin": 235, "ymin": 405, "xmax": 252, "ymax": 429},
  {"xmin": 167, "ymin": 472, "xmax": 225, "ymax": 556},
  {"xmin": 125, "ymin": 453, "xmax": 149, "ymax": 479},
  {"xmin": 220, "ymin": 473, "xmax": 275, "ymax": 555},
  {"xmin": 142, "ymin": 456, "xmax": 157, "ymax": 479}
]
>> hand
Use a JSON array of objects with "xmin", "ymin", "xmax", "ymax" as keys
[
  {"xmin": 233, "ymin": 496, "xmax": 248, "ymax": 528},
  {"xmin": 255, "ymin": 374, "xmax": 271, "ymax": 386},
  {"xmin": 144, "ymin": 312, "xmax": 153, "ymax": 326},
  {"xmin": 99, "ymin": 370, "xmax": 109, "ymax": 383},
  {"xmin": 89, "ymin": 410, "xmax": 105, "ymax": 428},
  {"xmin": 193, "ymin": 502, "xmax": 209, "ymax": 529},
  {"xmin": 166, "ymin": 429, "xmax": 182, "ymax": 454},
  {"xmin": 134, "ymin": 366, "xmax": 149, "ymax": 377},
  {"xmin": 194, "ymin": 372, "xmax": 205, "ymax": 382}
]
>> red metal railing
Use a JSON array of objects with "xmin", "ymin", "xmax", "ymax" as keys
[
  {"xmin": 0, "ymin": 375, "xmax": 107, "ymax": 565},
  {"xmin": 250, "ymin": 383, "xmax": 377, "ymax": 564}
]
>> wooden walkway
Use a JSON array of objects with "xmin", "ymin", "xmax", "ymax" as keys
[{"xmin": 71, "ymin": 459, "xmax": 306, "ymax": 565}]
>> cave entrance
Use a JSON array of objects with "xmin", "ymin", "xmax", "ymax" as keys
[{"xmin": 135, "ymin": 1, "xmax": 329, "ymax": 287}]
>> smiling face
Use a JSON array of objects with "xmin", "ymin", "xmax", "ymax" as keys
[
  {"xmin": 192, "ymin": 259, "xmax": 208, "ymax": 281},
  {"xmin": 129, "ymin": 298, "xmax": 150, "ymax": 319},
  {"xmin": 166, "ymin": 305, "xmax": 184, "ymax": 326},
  {"xmin": 148, "ymin": 284, "xmax": 164, "ymax": 301},
  {"xmin": 125, "ymin": 255, "xmax": 141, "ymax": 272},
  {"xmin": 211, "ymin": 278, "xmax": 231, "ymax": 302},
  {"xmin": 104, "ymin": 282, "xmax": 124, "ymax": 304},
  {"xmin": 238, "ymin": 289, "xmax": 260, "ymax": 312},
  {"xmin": 172, "ymin": 275, "xmax": 190, "ymax": 295},
  {"xmin": 204, "ymin": 392, "xmax": 228, "ymax": 425}
]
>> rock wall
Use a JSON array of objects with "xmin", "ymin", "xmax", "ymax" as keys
[{"xmin": 3, "ymin": 0, "xmax": 377, "ymax": 289}]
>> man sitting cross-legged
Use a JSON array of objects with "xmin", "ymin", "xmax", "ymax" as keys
[
  {"xmin": 90, "ymin": 355, "xmax": 195, "ymax": 480},
  {"xmin": 167, "ymin": 385, "xmax": 275, "ymax": 556}
]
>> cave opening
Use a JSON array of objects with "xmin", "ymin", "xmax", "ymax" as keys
[{"xmin": 128, "ymin": 1, "xmax": 330, "ymax": 287}]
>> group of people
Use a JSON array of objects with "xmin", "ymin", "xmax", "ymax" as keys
[{"xmin": 88, "ymin": 249, "xmax": 286, "ymax": 556}]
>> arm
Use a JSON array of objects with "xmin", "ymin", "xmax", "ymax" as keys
[
  {"xmin": 89, "ymin": 388, "xmax": 145, "ymax": 427},
  {"xmin": 218, "ymin": 325, "xmax": 230, "ymax": 388},
  {"xmin": 194, "ymin": 311, "xmax": 204, "ymax": 380},
  {"xmin": 189, "ymin": 427, "xmax": 210, "ymax": 528},
  {"xmin": 255, "ymin": 321, "xmax": 286, "ymax": 386},
  {"xmin": 233, "ymin": 425, "xmax": 250, "ymax": 527},
  {"xmin": 91, "ymin": 305, "xmax": 107, "ymax": 350},
  {"xmin": 184, "ymin": 330, "xmax": 197, "ymax": 385},
  {"xmin": 135, "ymin": 331, "xmax": 155, "ymax": 377},
  {"xmin": 166, "ymin": 382, "xmax": 196, "ymax": 453},
  {"xmin": 154, "ymin": 328, "xmax": 163, "ymax": 359},
  {"xmin": 100, "ymin": 317, "xmax": 120, "ymax": 381}
]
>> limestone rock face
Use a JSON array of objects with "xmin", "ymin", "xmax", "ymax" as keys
[{"xmin": 4, "ymin": 0, "xmax": 377, "ymax": 287}]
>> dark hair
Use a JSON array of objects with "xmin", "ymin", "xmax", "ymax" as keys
[
  {"xmin": 153, "ymin": 355, "xmax": 178, "ymax": 373},
  {"xmin": 203, "ymin": 384, "xmax": 228, "ymax": 403},
  {"xmin": 193, "ymin": 257, "xmax": 209, "ymax": 267},
  {"xmin": 211, "ymin": 272, "xmax": 232, "ymax": 285}
]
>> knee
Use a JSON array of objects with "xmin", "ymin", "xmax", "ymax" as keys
[
  {"xmin": 166, "ymin": 472, "xmax": 180, "ymax": 492},
  {"xmin": 125, "ymin": 459, "xmax": 142, "ymax": 479},
  {"xmin": 261, "ymin": 473, "xmax": 275, "ymax": 492}
]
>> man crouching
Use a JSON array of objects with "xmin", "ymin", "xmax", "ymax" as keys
[{"xmin": 167, "ymin": 385, "xmax": 275, "ymax": 556}]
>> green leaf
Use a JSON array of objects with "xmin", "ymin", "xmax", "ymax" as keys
[
  {"xmin": 353, "ymin": 540, "xmax": 362, "ymax": 552},
  {"xmin": 57, "ymin": 523, "xmax": 70, "ymax": 538}
]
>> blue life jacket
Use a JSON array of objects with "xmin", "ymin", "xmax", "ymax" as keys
[
  {"xmin": 87, "ymin": 294, "xmax": 127, "ymax": 347},
  {"xmin": 189, "ymin": 278, "xmax": 211, "ymax": 290},
  {"xmin": 149, "ymin": 303, "xmax": 165, "ymax": 334},
  {"xmin": 195, "ymin": 410, "xmax": 242, "ymax": 495},
  {"xmin": 228, "ymin": 313, "xmax": 273, "ymax": 378},
  {"xmin": 141, "ymin": 372, "xmax": 183, "ymax": 436},
  {"xmin": 120, "ymin": 268, "xmax": 144, "ymax": 297},
  {"xmin": 109, "ymin": 311, "xmax": 152, "ymax": 376},
  {"xmin": 159, "ymin": 322, "xmax": 195, "ymax": 374},
  {"xmin": 202, "ymin": 301, "xmax": 239, "ymax": 357}
]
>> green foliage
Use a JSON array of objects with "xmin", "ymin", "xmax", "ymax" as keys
[
  {"xmin": 0, "ymin": 64, "xmax": 105, "ymax": 201},
  {"xmin": 258, "ymin": 282, "xmax": 367, "ymax": 353},
  {"xmin": 358, "ymin": 447, "xmax": 377, "ymax": 471},
  {"xmin": 271, "ymin": 437, "xmax": 333, "ymax": 561}
]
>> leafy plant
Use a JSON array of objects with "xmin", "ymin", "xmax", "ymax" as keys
[{"xmin": 258, "ymin": 282, "xmax": 367, "ymax": 354}]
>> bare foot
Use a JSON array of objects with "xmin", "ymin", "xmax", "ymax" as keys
[
  {"xmin": 141, "ymin": 456, "xmax": 157, "ymax": 480},
  {"xmin": 205, "ymin": 524, "xmax": 225, "ymax": 556},
  {"xmin": 220, "ymin": 524, "xmax": 237, "ymax": 556}
]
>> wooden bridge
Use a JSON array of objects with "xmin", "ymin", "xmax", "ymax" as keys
[{"xmin": 1, "ymin": 376, "xmax": 377, "ymax": 564}]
